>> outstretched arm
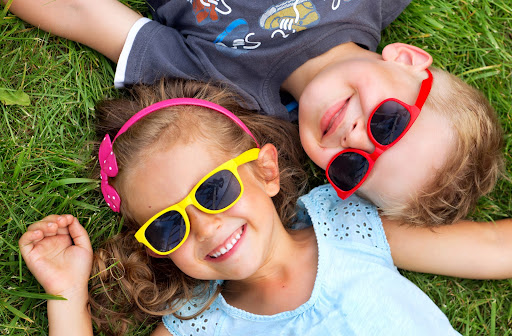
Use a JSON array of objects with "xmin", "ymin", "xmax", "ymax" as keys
[
  {"xmin": 19, "ymin": 215, "xmax": 94, "ymax": 336},
  {"xmin": 383, "ymin": 217, "xmax": 512, "ymax": 279},
  {"xmin": 3, "ymin": 0, "xmax": 142, "ymax": 62}
]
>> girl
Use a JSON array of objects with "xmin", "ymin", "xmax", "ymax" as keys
[{"xmin": 19, "ymin": 80, "xmax": 511, "ymax": 335}]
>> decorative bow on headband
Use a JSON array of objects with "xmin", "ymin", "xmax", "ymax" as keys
[{"xmin": 99, "ymin": 134, "xmax": 121, "ymax": 212}]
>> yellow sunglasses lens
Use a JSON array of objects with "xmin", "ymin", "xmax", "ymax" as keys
[
  {"xmin": 144, "ymin": 210, "xmax": 188, "ymax": 253},
  {"xmin": 195, "ymin": 169, "xmax": 242, "ymax": 211}
]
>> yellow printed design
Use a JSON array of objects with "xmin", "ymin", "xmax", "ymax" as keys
[{"xmin": 259, "ymin": 0, "xmax": 319, "ymax": 33}]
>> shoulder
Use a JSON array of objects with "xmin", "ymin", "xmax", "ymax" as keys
[{"xmin": 297, "ymin": 185, "xmax": 391, "ymax": 254}]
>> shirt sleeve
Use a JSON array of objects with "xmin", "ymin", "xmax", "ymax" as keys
[
  {"xmin": 114, "ymin": 17, "xmax": 152, "ymax": 88},
  {"xmin": 117, "ymin": 20, "xmax": 209, "ymax": 87},
  {"xmin": 297, "ymin": 185, "xmax": 392, "ymax": 259}
]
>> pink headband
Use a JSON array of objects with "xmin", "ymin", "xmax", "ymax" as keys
[{"xmin": 99, "ymin": 98, "xmax": 260, "ymax": 212}]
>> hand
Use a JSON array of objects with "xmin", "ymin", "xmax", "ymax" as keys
[{"xmin": 19, "ymin": 215, "xmax": 93, "ymax": 297}]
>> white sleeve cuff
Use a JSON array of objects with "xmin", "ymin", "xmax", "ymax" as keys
[{"xmin": 114, "ymin": 17, "xmax": 152, "ymax": 88}]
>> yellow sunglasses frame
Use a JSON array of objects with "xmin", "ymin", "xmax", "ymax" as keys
[{"xmin": 134, "ymin": 148, "xmax": 260, "ymax": 255}]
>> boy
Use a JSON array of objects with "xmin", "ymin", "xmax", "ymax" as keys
[{"xmin": 3, "ymin": 0, "xmax": 504, "ymax": 226}]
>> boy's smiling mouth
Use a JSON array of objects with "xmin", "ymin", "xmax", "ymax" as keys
[
  {"xmin": 321, "ymin": 97, "xmax": 351, "ymax": 138},
  {"xmin": 207, "ymin": 225, "xmax": 245, "ymax": 260}
]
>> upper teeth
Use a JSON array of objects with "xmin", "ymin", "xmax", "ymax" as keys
[{"xmin": 210, "ymin": 231, "xmax": 242, "ymax": 258}]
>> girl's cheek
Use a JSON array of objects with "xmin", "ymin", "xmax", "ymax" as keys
[{"xmin": 169, "ymin": 242, "xmax": 194, "ymax": 267}]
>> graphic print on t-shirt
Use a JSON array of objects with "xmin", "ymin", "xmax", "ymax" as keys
[
  {"xmin": 188, "ymin": 0, "xmax": 357, "ymax": 56},
  {"xmin": 192, "ymin": 0, "xmax": 232, "ymax": 25},
  {"xmin": 259, "ymin": 0, "xmax": 320, "ymax": 39},
  {"xmin": 213, "ymin": 19, "xmax": 261, "ymax": 56}
]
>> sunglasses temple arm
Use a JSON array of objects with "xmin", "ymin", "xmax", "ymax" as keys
[{"xmin": 414, "ymin": 69, "xmax": 433, "ymax": 109}]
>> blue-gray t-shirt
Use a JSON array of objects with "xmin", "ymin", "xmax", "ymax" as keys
[{"xmin": 116, "ymin": 0, "xmax": 412, "ymax": 121}]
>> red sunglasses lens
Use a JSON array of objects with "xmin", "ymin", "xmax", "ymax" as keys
[
  {"xmin": 370, "ymin": 100, "xmax": 411, "ymax": 146},
  {"xmin": 328, "ymin": 152, "xmax": 369, "ymax": 191}
]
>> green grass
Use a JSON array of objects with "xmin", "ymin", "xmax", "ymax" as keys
[{"xmin": 1, "ymin": 0, "xmax": 511, "ymax": 334}]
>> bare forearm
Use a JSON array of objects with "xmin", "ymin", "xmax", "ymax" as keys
[
  {"xmin": 48, "ymin": 287, "xmax": 93, "ymax": 336},
  {"xmin": 385, "ymin": 218, "xmax": 512, "ymax": 279},
  {"xmin": 451, "ymin": 218, "xmax": 512, "ymax": 279},
  {"xmin": 4, "ymin": 0, "xmax": 141, "ymax": 62},
  {"xmin": 5, "ymin": 0, "xmax": 87, "ymax": 35}
]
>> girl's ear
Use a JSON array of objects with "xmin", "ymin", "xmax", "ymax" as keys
[
  {"xmin": 381, "ymin": 43, "xmax": 433, "ymax": 72},
  {"xmin": 257, "ymin": 144, "xmax": 280, "ymax": 197}
]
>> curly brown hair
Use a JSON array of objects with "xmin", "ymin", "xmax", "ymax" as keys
[
  {"xmin": 380, "ymin": 67, "xmax": 505, "ymax": 226},
  {"xmin": 89, "ymin": 79, "xmax": 308, "ymax": 335}
]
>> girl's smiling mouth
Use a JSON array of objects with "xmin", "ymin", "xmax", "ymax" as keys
[{"xmin": 207, "ymin": 225, "xmax": 246, "ymax": 260}]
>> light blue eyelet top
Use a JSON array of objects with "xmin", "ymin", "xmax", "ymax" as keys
[{"xmin": 163, "ymin": 185, "xmax": 461, "ymax": 336}]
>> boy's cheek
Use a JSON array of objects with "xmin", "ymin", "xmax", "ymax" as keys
[{"xmin": 300, "ymin": 139, "xmax": 331, "ymax": 170}]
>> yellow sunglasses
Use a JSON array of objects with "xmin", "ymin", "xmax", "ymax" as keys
[{"xmin": 135, "ymin": 148, "xmax": 260, "ymax": 255}]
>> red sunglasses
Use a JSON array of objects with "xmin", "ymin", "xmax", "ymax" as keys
[{"xmin": 326, "ymin": 69, "xmax": 433, "ymax": 200}]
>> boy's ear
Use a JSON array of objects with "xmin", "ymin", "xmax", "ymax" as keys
[
  {"xmin": 381, "ymin": 43, "xmax": 433, "ymax": 72},
  {"xmin": 257, "ymin": 144, "xmax": 280, "ymax": 197}
]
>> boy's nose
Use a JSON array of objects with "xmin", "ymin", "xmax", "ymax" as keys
[
  {"xmin": 186, "ymin": 206, "xmax": 222, "ymax": 242},
  {"xmin": 340, "ymin": 119, "xmax": 375, "ymax": 153}
]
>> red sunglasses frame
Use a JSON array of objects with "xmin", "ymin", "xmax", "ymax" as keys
[{"xmin": 326, "ymin": 68, "xmax": 434, "ymax": 200}]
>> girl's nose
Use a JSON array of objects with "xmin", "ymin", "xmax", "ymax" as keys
[
  {"xmin": 340, "ymin": 118, "xmax": 376, "ymax": 153},
  {"xmin": 186, "ymin": 206, "xmax": 222, "ymax": 242}
]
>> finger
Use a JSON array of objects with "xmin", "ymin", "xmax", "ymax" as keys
[
  {"xmin": 68, "ymin": 217, "xmax": 93, "ymax": 253},
  {"xmin": 27, "ymin": 215, "xmax": 62, "ymax": 228},
  {"xmin": 55, "ymin": 214, "xmax": 76, "ymax": 228},
  {"xmin": 26, "ymin": 214, "xmax": 65, "ymax": 233},
  {"xmin": 26, "ymin": 221, "xmax": 71, "ymax": 240},
  {"xmin": 40, "ymin": 214, "xmax": 63, "ymax": 222},
  {"xmin": 54, "ymin": 215, "xmax": 76, "ymax": 235},
  {"xmin": 55, "ymin": 226, "xmax": 71, "ymax": 236},
  {"xmin": 36, "ymin": 216, "xmax": 75, "ymax": 238},
  {"xmin": 25, "ymin": 221, "xmax": 60, "ymax": 238},
  {"xmin": 18, "ymin": 230, "xmax": 44, "ymax": 256},
  {"xmin": 28, "ymin": 215, "xmax": 75, "ymax": 236}
]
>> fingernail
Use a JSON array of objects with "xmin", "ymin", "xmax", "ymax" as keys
[{"xmin": 47, "ymin": 222, "xmax": 54, "ymax": 228}]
